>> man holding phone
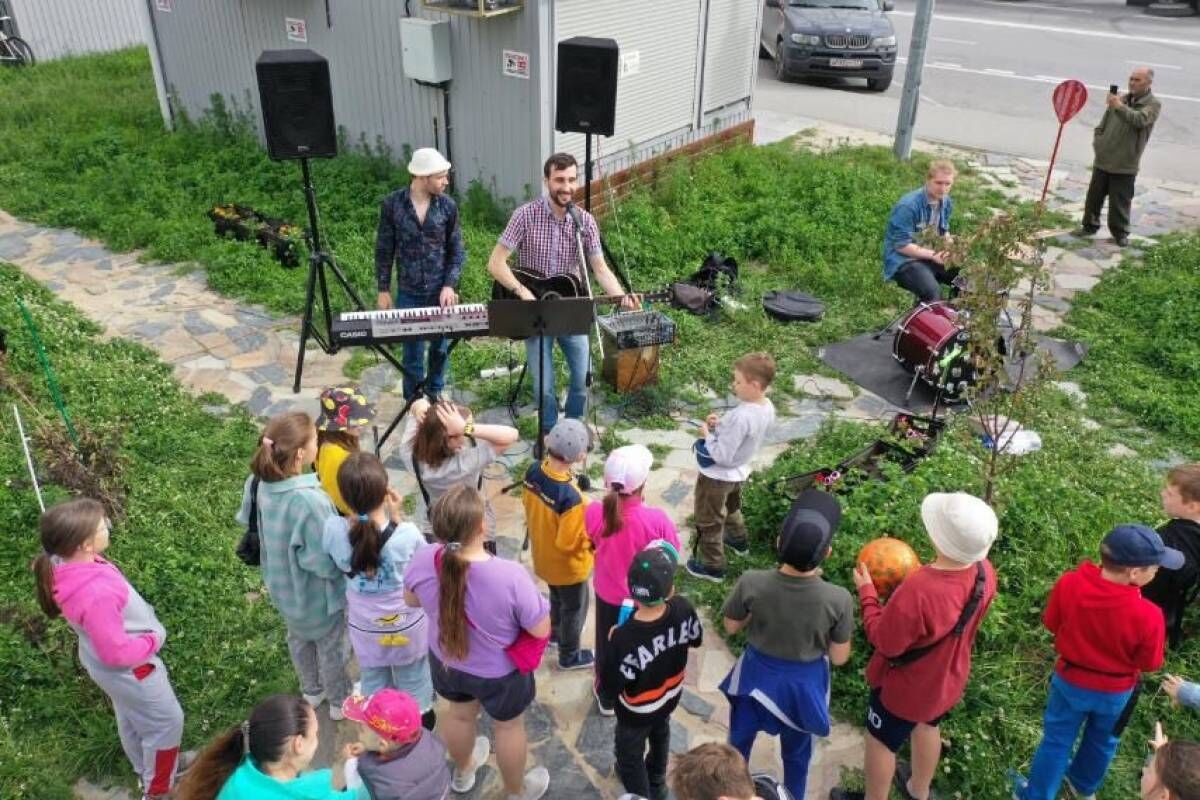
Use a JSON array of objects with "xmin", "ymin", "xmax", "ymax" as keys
[{"xmin": 1075, "ymin": 67, "xmax": 1161, "ymax": 248}]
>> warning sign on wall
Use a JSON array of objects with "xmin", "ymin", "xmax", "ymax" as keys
[
  {"xmin": 286, "ymin": 17, "xmax": 308, "ymax": 43},
  {"xmin": 155, "ymin": 0, "xmax": 172, "ymax": 11},
  {"xmin": 502, "ymin": 50, "xmax": 530, "ymax": 80}
]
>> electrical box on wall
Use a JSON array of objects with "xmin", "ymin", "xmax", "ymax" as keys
[{"xmin": 400, "ymin": 18, "xmax": 452, "ymax": 84}]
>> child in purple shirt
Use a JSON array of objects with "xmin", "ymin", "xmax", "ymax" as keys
[{"xmin": 404, "ymin": 485, "xmax": 551, "ymax": 800}]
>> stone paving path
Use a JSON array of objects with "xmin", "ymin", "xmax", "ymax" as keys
[{"xmin": 3, "ymin": 123, "xmax": 1198, "ymax": 800}]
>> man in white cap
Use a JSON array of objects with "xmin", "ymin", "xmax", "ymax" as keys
[
  {"xmin": 375, "ymin": 147, "xmax": 465, "ymax": 401},
  {"xmin": 833, "ymin": 492, "xmax": 998, "ymax": 800}
]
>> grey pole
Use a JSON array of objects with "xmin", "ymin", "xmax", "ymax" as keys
[{"xmin": 893, "ymin": 0, "xmax": 936, "ymax": 160}]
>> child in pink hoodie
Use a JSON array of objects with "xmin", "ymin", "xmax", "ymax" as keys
[
  {"xmin": 585, "ymin": 445, "xmax": 679, "ymax": 716},
  {"xmin": 33, "ymin": 498, "xmax": 184, "ymax": 800}
]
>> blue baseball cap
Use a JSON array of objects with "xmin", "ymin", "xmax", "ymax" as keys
[{"xmin": 1101, "ymin": 524, "xmax": 1184, "ymax": 569}]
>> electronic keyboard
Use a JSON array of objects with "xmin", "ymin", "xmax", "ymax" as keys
[{"xmin": 331, "ymin": 304, "xmax": 490, "ymax": 346}]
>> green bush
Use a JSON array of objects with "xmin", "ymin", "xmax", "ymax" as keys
[
  {"xmin": 0, "ymin": 264, "xmax": 295, "ymax": 797},
  {"xmin": 682, "ymin": 399, "xmax": 1200, "ymax": 798}
]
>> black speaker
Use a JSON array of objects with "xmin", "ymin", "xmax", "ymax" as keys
[
  {"xmin": 255, "ymin": 49, "xmax": 337, "ymax": 161},
  {"xmin": 555, "ymin": 37, "xmax": 618, "ymax": 137}
]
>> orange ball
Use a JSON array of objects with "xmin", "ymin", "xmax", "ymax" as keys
[{"xmin": 857, "ymin": 537, "xmax": 921, "ymax": 599}]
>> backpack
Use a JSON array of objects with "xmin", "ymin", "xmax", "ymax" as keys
[
  {"xmin": 762, "ymin": 290, "xmax": 825, "ymax": 323},
  {"xmin": 235, "ymin": 477, "xmax": 262, "ymax": 566},
  {"xmin": 669, "ymin": 252, "xmax": 739, "ymax": 316}
]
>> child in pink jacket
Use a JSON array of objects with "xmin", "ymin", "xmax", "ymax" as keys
[
  {"xmin": 33, "ymin": 498, "xmax": 185, "ymax": 799},
  {"xmin": 585, "ymin": 445, "xmax": 680, "ymax": 716}
]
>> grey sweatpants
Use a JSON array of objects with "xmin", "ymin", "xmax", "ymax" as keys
[
  {"xmin": 286, "ymin": 617, "xmax": 353, "ymax": 708},
  {"xmin": 87, "ymin": 657, "xmax": 184, "ymax": 796}
]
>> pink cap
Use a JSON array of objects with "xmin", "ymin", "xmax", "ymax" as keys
[{"xmin": 341, "ymin": 689, "xmax": 422, "ymax": 744}]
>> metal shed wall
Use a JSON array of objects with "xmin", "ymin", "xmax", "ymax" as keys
[
  {"xmin": 9, "ymin": 0, "xmax": 144, "ymax": 61},
  {"xmin": 149, "ymin": 0, "xmax": 548, "ymax": 203},
  {"xmin": 702, "ymin": 0, "xmax": 760, "ymax": 113}
]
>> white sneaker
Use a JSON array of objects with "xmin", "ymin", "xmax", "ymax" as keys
[
  {"xmin": 506, "ymin": 766, "xmax": 550, "ymax": 800},
  {"xmin": 451, "ymin": 735, "xmax": 491, "ymax": 793},
  {"xmin": 302, "ymin": 691, "xmax": 326, "ymax": 708},
  {"xmin": 328, "ymin": 704, "xmax": 345, "ymax": 722}
]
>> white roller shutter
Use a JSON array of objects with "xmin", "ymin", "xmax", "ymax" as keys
[
  {"xmin": 701, "ymin": 0, "xmax": 759, "ymax": 112},
  {"xmin": 553, "ymin": 0, "xmax": 702, "ymax": 160}
]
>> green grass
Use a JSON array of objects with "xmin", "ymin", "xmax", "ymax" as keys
[
  {"xmin": 0, "ymin": 47, "xmax": 1042, "ymax": 402},
  {"xmin": 681, "ymin": 397, "xmax": 1200, "ymax": 799},
  {"xmin": 1063, "ymin": 232, "xmax": 1200, "ymax": 459},
  {"xmin": 0, "ymin": 264, "xmax": 295, "ymax": 798}
]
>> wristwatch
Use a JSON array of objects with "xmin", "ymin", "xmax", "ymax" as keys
[{"xmin": 463, "ymin": 420, "xmax": 476, "ymax": 437}]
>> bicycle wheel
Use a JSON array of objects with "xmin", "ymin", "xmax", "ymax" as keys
[{"xmin": 5, "ymin": 36, "xmax": 34, "ymax": 66}]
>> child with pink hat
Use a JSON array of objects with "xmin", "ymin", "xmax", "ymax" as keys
[{"xmin": 340, "ymin": 689, "xmax": 451, "ymax": 800}]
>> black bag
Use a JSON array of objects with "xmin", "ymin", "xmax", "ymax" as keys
[
  {"xmin": 888, "ymin": 561, "xmax": 986, "ymax": 667},
  {"xmin": 762, "ymin": 290, "xmax": 825, "ymax": 323},
  {"xmin": 670, "ymin": 252, "xmax": 739, "ymax": 316},
  {"xmin": 235, "ymin": 477, "xmax": 262, "ymax": 567}
]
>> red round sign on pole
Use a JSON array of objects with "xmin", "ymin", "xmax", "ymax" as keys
[{"xmin": 1052, "ymin": 80, "xmax": 1088, "ymax": 124}]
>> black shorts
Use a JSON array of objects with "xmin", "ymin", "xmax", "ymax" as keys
[
  {"xmin": 865, "ymin": 688, "xmax": 950, "ymax": 753},
  {"xmin": 430, "ymin": 652, "xmax": 535, "ymax": 722}
]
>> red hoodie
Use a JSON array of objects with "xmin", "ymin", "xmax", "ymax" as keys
[{"xmin": 1046, "ymin": 560, "xmax": 1165, "ymax": 692}]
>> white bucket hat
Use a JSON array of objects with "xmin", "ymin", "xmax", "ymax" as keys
[
  {"xmin": 604, "ymin": 445, "xmax": 653, "ymax": 495},
  {"xmin": 408, "ymin": 147, "xmax": 451, "ymax": 177},
  {"xmin": 920, "ymin": 492, "xmax": 998, "ymax": 564}
]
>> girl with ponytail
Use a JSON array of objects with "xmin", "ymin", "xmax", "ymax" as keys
[
  {"xmin": 175, "ymin": 693, "xmax": 361, "ymax": 799},
  {"xmin": 584, "ymin": 445, "xmax": 679, "ymax": 716},
  {"xmin": 320, "ymin": 451, "xmax": 434, "ymax": 726},
  {"xmin": 237, "ymin": 411, "xmax": 351, "ymax": 719},
  {"xmin": 403, "ymin": 485, "xmax": 552, "ymax": 800},
  {"xmin": 34, "ymin": 497, "xmax": 186, "ymax": 799}
]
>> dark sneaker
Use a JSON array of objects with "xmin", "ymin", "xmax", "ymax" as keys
[
  {"xmin": 577, "ymin": 473, "xmax": 592, "ymax": 492},
  {"xmin": 1064, "ymin": 777, "xmax": 1096, "ymax": 800},
  {"xmin": 724, "ymin": 535, "xmax": 750, "ymax": 556},
  {"xmin": 559, "ymin": 649, "xmax": 596, "ymax": 670},
  {"xmin": 894, "ymin": 760, "xmax": 941, "ymax": 800},
  {"xmin": 685, "ymin": 558, "xmax": 726, "ymax": 583},
  {"xmin": 1071, "ymin": 227, "xmax": 1098, "ymax": 238},
  {"xmin": 593, "ymin": 683, "xmax": 615, "ymax": 716},
  {"xmin": 1114, "ymin": 235, "xmax": 1130, "ymax": 247},
  {"xmin": 828, "ymin": 789, "xmax": 865, "ymax": 800}
]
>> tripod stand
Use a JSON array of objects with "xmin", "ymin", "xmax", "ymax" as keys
[{"xmin": 292, "ymin": 157, "xmax": 406, "ymax": 393}]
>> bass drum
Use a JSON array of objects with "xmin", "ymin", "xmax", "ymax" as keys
[{"xmin": 893, "ymin": 301, "xmax": 975, "ymax": 399}]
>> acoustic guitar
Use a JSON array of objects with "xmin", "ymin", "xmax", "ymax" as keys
[{"xmin": 491, "ymin": 267, "xmax": 670, "ymax": 304}]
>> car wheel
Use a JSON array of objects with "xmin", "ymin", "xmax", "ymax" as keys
[
  {"xmin": 867, "ymin": 73, "xmax": 893, "ymax": 92},
  {"xmin": 774, "ymin": 40, "xmax": 789, "ymax": 81}
]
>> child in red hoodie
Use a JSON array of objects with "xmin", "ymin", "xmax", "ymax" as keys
[
  {"xmin": 33, "ymin": 498, "xmax": 185, "ymax": 799},
  {"xmin": 1010, "ymin": 524, "xmax": 1183, "ymax": 800}
]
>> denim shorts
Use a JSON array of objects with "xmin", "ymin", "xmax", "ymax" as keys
[{"xmin": 430, "ymin": 652, "xmax": 535, "ymax": 722}]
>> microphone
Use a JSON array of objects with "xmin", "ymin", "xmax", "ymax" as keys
[{"xmin": 565, "ymin": 201, "xmax": 584, "ymax": 229}]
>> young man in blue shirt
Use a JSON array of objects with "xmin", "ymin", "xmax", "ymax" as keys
[{"xmin": 881, "ymin": 160, "xmax": 957, "ymax": 304}]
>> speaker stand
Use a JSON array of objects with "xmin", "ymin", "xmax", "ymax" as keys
[
  {"xmin": 584, "ymin": 132, "xmax": 594, "ymax": 212},
  {"xmin": 292, "ymin": 157, "xmax": 407, "ymax": 393}
]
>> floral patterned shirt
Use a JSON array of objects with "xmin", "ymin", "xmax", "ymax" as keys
[{"xmin": 375, "ymin": 188, "xmax": 466, "ymax": 296}]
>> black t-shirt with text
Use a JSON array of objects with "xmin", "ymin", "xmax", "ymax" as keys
[{"xmin": 601, "ymin": 595, "xmax": 703, "ymax": 724}]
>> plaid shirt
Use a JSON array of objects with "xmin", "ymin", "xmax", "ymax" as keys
[
  {"xmin": 498, "ymin": 197, "xmax": 602, "ymax": 278},
  {"xmin": 236, "ymin": 473, "xmax": 345, "ymax": 639},
  {"xmin": 375, "ymin": 188, "xmax": 466, "ymax": 295}
]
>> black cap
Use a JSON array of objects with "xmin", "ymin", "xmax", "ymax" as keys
[
  {"xmin": 628, "ymin": 544, "xmax": 678, "ymax": 605},
  {"xmin": 778, "ymin": 490, "xmax": 842, "ymax": 571}
]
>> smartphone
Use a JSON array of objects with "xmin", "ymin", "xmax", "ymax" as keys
[{"xmin": 1109, "ymin": 84, "xmax": 1119, "ymax": 95}]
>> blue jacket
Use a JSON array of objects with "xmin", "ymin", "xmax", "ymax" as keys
[
  {"xmin": 375, "ymin": 188, "xmax": 466, "ymax": 297},
  {"xmin": 882, "ymin": 187, "xmax": 953, "ymax": 280}
]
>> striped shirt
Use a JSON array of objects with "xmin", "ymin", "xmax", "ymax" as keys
[
  {"xmin": 498, "ymin": 197, "xmax": 602, "ymax": 277},
  {"xmin": 236, "ymin": 473, "xmax": 345, "ymax": 639}
]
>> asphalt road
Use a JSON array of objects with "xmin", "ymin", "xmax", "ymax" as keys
[{"xmin": 753, "ymin": 0, "xmax": 1200, "ymax": 182}]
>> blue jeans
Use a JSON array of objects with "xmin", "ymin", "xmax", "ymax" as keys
[
  {"xmin": 395, "ymin": 289, "xmax": 450, "ymax": 399},
  {"xmin": 893, "ymin": 259, "xmax": 957, "ymax": 304},
  {"xmin": 359, "ymin": 656, "xmax": 435, "ymax": 711},
  {"xmin": 525, "ymin": 333, "xmax": 589, "ymax": 432},
  {"xmin": 1021, "ymin": 673, "xmax": 1134, "ymax": 799},
  {"xmin": 729, "ymin": 695, "xmax": 813, "ymax": 800}
]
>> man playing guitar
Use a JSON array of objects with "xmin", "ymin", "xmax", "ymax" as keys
[{"xmin": 487, "ymin": 152, "xmax": 638, "ymax": 433}]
